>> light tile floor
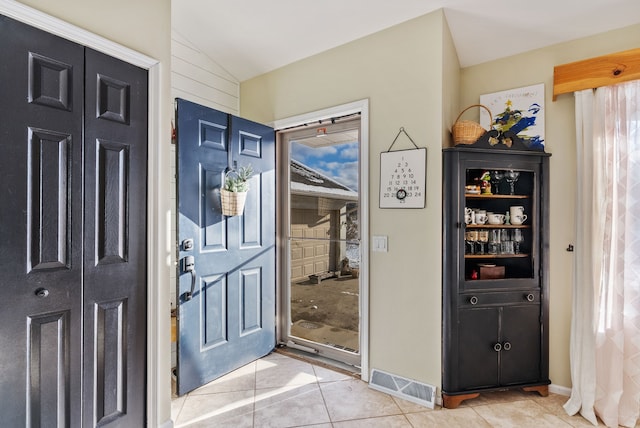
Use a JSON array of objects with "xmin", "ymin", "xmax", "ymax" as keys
[{"xmin": 171, "ymin": 352, "xmax": 597, "ymax": 427}]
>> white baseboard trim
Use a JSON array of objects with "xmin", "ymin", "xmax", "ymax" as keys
[
  {"xmin": 158, "ymin": 419, "xmax": 174, "ymax": 428},
  {"xmin": 549, "ymin": 384, "xmax": 571, "ymax": 396}
]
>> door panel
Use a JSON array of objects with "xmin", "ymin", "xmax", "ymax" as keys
[
  {"xmin": 0, "ymin": 15, "xmax": 84, "ymax": 426},
  {"xmin": 176, "ymin": 99, "xmax": 275, "ymax": 395},
  {"xmin": 458, "ymin": 307, "xmax": 500, "ymax": 390},
  {"xmin": 83, "ymin": 48, "xmax": 148, "ymax": 427},
  {"xmin": 0, "ymin": 15, "xmax": 147, "ymax": 427},
  {"xmin": 500, "ymin": 305, "xmax": 542, "ymax": 385}
]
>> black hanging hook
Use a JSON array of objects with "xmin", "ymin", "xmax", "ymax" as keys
[{"xmin": 387, "ymin": 127, "xmax": 419, "ymax": 152}]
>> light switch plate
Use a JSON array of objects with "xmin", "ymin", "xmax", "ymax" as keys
[{"xmin": 372, "ymin": 235, "xmax": 388, "ymax": 252}]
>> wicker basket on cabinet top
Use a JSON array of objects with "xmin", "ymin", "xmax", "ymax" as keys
[{"xmin": 452, "ymin": 104, "xmax": 492, "ymax": 145}]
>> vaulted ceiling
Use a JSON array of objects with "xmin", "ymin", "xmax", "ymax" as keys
[{"xmin": 172, "ymin": 0, "xmax": 640, "ymax": 82}]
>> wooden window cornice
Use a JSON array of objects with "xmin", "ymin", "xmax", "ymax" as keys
[{"xmin": 553, "ymin": 47, "xmax": 640, "ymax": 100}]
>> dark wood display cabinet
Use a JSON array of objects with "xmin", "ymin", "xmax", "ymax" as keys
[{"xmin": 442, "ymin": 135, "xmax": 551, "ymax": 408}]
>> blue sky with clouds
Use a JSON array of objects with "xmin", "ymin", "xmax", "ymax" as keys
[{"xmin": 291, "ymin": 141, "xmax": 359, "ymax": 191}]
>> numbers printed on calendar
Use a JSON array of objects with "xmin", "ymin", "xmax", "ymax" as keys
[
  {"xmin": 379, "ymin": 148, "xmax": 426, "ymax": 209},
  {"xmin": 381, "ymin": 160, "xmax": 421, "ymax": 200}
]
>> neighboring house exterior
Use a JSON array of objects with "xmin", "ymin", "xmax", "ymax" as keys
[{"xmin": 289, "ymin": 160, "xmax": 358, "ymax": 280}]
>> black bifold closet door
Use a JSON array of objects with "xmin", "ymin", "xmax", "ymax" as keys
[{"xmin": 0, "ymin": 14, "xmax": 147, "ymax": 427}]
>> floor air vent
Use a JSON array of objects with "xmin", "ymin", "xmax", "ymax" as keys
[{"xmin": 369, "ymin": 369, "xmax": 436, "ymax": 409}]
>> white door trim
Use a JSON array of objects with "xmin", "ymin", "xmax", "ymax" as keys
[
  {"xmin": 272, "ymin": 99, "xmax": 370, "ymax": 381},
  {"xmin": 0, "ymin": 1, "xmax": 170, "ymax": 426}
]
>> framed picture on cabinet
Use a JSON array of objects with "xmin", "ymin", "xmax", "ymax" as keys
[{"xmin": 480, "ymin": 83, "xmax": 545, "ymax": 150}]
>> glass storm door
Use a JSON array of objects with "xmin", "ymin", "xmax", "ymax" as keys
[{"xmin": 281, "ymin": 116, "xmax": 361, "ymax": 367}]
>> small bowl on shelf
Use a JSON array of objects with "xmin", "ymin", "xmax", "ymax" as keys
[{"xmin": 465, "ymin": 185, "xmax": 480, "ymax": 195}]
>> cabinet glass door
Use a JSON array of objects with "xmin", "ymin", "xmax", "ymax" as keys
[{"xmin": 462, "ymin": 168, "xmax": 537, "ymax": 284}]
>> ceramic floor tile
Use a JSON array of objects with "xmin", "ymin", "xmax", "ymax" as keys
[
  {"xmin": 473, "ymin": 399, "xmax": 573, "ymax": 428},
  {"xmin": 255, "ymin": 355, "xmax": 317, "ymax": 389},
  {"xmin": 292, "ymin": 425, "xmax": 332, "ymax": 428},
  {"xmin": 254, "ymin": 383, "xmax": 321, "ymax": 411},
  {"xmin": 313, "ymin": 363, "xmax": 354, "ymax": 383},
  {"xmin": 171, "ymin": 394, "xmax": 186, "ymax": 422},
  {"xmin": 180, "ymin": 413, "xmax": 254, "ymax": 428},
  {"xmin": 333, "ymin": 414, "xmax": 412, "ymax": 427},
  {"xmin": 189, "ymin": 360, "xmax": 257, "ymax": 395},
  {"xmin": 253, "ymin": 383, "xmax": 330, "ymax": 427},
  {"xmin": 171, "ymin": 353, "xmax": 583, "ymax": 427},
  {"xmin": 560, "ymin": 414, "xmax": 605, "ymax": 427},
  {"xmin": 530, "ymin": 393, "xmax": 569, "ymax": 411},
  {"xmin": 530, "ymin": 392, "xmax": 599, "ymax": 426},
  {"xmin": 260, "ymin": 352, "xmax": 292, "ymax": 361},
  {"xmin": 320, "ymin": 379, "xmax": 402, "ymax": 422},
  {"xmin": 457, "ymin": 389, "xmax": 533, "ymax": 407},
  {"xmin": 391, "ymin": 395, "xmax": 433, "ymax": 414},
  {"xmin": 174, "ymin": 390, "xmax": 254, "ymax": 427},
  {"xmin": 405, "ymin": 407, "xmax": 492, "ymax": 427}
]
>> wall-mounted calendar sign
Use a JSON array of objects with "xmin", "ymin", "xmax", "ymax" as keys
[{"xmin": 379, "ymin": 128, "xmax": 427, "ymax": 209}]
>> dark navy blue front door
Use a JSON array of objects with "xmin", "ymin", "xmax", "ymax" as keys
[{"xmin": 175, "ymin": 99, "xmax": 276, "ymax": 395}]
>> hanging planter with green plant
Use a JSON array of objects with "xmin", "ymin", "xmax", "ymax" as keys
[{"xmin": 220, "ymin": 164, "xmax": 253, "ymax": 216}]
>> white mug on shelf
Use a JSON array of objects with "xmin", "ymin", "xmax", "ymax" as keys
[
  {"xmin": 475, "ymin": 209, "xmax": 488, "ymax": 225},
  {"xmin": 487, "ymin": 213, "xmax": 505, "ymax": 225},
  {"xmin": 510, "ymin": 206, "xmax": 528, "ymax": 225},
  {"xmin": 465, "ymin": 207, "xmax": 474, "ymax": 225}
]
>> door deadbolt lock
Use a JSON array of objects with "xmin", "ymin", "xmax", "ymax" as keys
[{"xmin": 182, "ymin": 238, "xmax": 194, "ymax": 251}]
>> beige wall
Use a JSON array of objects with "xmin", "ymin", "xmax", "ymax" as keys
[
  {"xmin": 12, "ymin": 0, "xmax": 173, "ymax": 425},
  {"xmin": 17, "ymin": 0, "xmax": 170, "ymax": 68},
  {"xmin": 460, "ymin": 23, "xmax": 640, "ymax": 389},
  {"xmin": 442, "ymin": 14, "xmax": 461, "ymax": 141},
  {"xmin": 242, "ymin": 10, "xmax": 449, "ymax": 385}
]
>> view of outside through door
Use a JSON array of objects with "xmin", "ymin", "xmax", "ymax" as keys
[{"xmin": 288, "ymin": 119, "xmax": 361, "ymax": 357}]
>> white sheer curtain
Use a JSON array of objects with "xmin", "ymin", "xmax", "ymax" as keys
[{"xmin": 565, "ymin": 80, "xmax": 640, "ymax": 427}]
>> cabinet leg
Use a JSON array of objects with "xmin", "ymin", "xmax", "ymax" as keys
[
  {"xmin": 522, "ymin": 385, "xmax": 549, "ymax": 397},
  {"xmin": 442, "ymin": 392, "xmax": 480, "ymax": 409}
]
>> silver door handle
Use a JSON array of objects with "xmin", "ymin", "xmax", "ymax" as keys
[{"xmin": 182, "ymin": 256, "xmax": 196, "ymax": 301}]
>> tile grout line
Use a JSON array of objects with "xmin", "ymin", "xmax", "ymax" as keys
[
  {"xmin": 252, "ymin": 360, "xmax": 258, "ymax": 427},
  {"xmin": 392, "ymin": 396, "xmax": 420, "ymax": 428},
  {"xmin": 173, "ymin": 396, "xmax": 186, "ymax": 427},
  {"xmin": 313, "ymin": 364, "xmax": 337, "ymax": 426}
]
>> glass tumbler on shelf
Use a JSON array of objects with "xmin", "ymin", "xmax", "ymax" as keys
[
  {"xmin": 500, "ymin": 229, "xmax": 513, "ymax": 254},
  {"xmin": 488, "ymin": 229, "xmax": 501, "ymax": 255},
  {"xmin": 477, "ymin": 230, "xmax": 489, "ymax": 254},
  {"xmin": 513, "ymin": 228, "xmax": 524, "ymax": 254},
  {"xmin": 465, "ymin": 230, "xmax": 478, "ymax": 255}
]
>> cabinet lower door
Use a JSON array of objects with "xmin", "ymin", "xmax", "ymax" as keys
[
  {"xmin": 457, "ymin": 303, "xmax": 541, "ymax": 391},
  {"xmin": 458, "ymin": 307, "xmax": 500, "ymax": 390},
  {"xmin": 500, "ymin": 305, "xmax": 542, "ymax": 385}
]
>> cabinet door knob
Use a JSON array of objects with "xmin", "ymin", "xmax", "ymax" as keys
[
  {"xmin": 526, "ymin": 293, "xmax": 535, "ymax": 302},
  {"xmin": 503, "ymin": 341, "xmax": 512, "ymax": 351},
  {"xmin": 469, "ymin": 296, "xmax": 479, "ymax": 305},
  {"xmin": 493, "ymin": 343, "xmax": 502, "ymax": 352},
  {"xmin": 35, "ymin": 288, "xmax": 49, "ymax": 298}
]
